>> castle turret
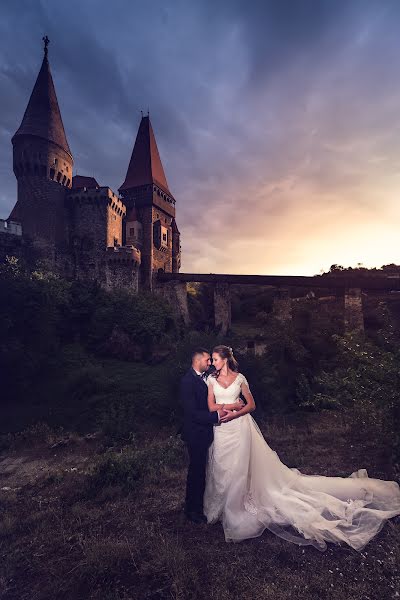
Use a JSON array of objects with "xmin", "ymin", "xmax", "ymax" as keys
[
  {"xmin": 125, "ymin": 205, "xmax": 143, "ymax": 248},
  {"xmin": 8, "ymin": 36, "xmax": 73, "ymax": 264},
  {"xmin": 118, "ymin": 115, "xmax": 179, "ymax": 288},
  {"xmin": 171, "ymin": 217, "xmax": 181, "ymax": 272}
]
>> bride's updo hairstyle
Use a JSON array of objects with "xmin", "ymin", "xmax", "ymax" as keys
[{"xmin": 212, "ymin": 345, "xmax": 239, "ymax": 378}]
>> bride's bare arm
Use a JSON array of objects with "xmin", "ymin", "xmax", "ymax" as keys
[
  {"xmin": 220, "ymin": 383, "xmax": 255, "ymax": 421},
  {"xmin": 207, "ymin": 385, "xmax": 243, "ymax": 412}
]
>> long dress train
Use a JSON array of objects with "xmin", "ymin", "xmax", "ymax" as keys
[{"xmin": 204, "ymin": 373, "xmax": 400, "ymax": 551}]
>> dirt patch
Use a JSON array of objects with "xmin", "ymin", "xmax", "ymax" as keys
[{"xmin": 0, "ymin": 412, "xmax": 399, "ymax": 600}]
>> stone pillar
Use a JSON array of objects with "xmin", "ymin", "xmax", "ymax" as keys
[
  {"xmin": 157, "ymin": 280, "xmax": 190, "ymax": 327},
  {"xmin": 173, "ymin": 281, "xmax": 190, "ymax": 326},
  {"xmin": 214, "ymin": 282, "xmax": 231, "ymax": 335},
  {"xmin": 344, "ymin": 287, "xmax": 364, "ymax": 334},
  {"xmin": 272, "ymin": 287, "xmax": 292, "ymax": 322}
]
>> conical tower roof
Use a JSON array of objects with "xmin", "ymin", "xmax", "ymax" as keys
[
  {"xmin": 119, "ymin": 115, "xmax": 173, "ymax": 197},
  {"xmin": 12, "ymin": 37, "xmax": 72, "ymax": 157}
]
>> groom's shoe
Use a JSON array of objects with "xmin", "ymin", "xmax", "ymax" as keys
[{"xmin": 184, "ymin": 511, "xmax": 207, "ymax": 524}]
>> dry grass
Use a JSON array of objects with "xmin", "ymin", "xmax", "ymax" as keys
[{"xmin": 0, "ymin": 411, "xmax": 399, "ymax": 600}]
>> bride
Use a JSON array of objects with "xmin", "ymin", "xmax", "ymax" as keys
[{"xmin": 204, "ymin": 345, "xmax": 400, "ymax": 551}]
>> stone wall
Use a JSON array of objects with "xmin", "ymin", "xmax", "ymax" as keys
[{"xmin": 214, "ymin": 282, "xmax": 231, "ymax": 335}]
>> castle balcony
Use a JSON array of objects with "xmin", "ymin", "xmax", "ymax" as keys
[{"xmin": 106, "ymin": 244, "xmax": 141, "ymax": 266}]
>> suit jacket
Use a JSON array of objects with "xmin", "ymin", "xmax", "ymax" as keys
[{"xmin": 180, "ymin": 367, "xmax": 219, "ymax": 446}]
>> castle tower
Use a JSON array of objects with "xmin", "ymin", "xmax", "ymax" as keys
[
  {"xmin": 125, "ymin": 205, "xmax": 143, "ymax": 248},
  {"xmin": 8, "ymin": 36, "xmax": 73, "ymax": 266},
  {"xmin": 118, "ymin": 115, "xmax": 180, "ymax": 289}
]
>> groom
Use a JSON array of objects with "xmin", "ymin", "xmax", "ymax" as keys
[{"xmin": 180, "ymin": 348, "xmax": 231, "ymax": 524}]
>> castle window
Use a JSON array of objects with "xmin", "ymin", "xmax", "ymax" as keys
[
  {"xmin": 56, "ymin": 172, "xmax": 62, "ymax": 182},
  {"xmin": 62, "ymin": 175, "xmax": 67, "ymax": 185},
  {"xmin": 50, "ymin": 168, "xmax": 55, "ymax": 180},
  {"xmin": 54, "ymin": 158, "xmax": 58, "ymax": 166},
  {"xmin": 66, "ymin": 178, "xmax": 70, "ymax": 186},
  {"xmin": 162, "ymin": 233, "xmax": 167, "ymax": 242}
]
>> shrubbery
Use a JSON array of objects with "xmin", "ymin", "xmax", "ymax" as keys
[{"xmin": 1, "ymin": 257, "xmax": 399, "ymax": 473}]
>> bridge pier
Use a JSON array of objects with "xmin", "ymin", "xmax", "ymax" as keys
[
  {"xmin": 214, "ymin": 282, "xmax": 231, "ymax": 335},
  {"xmin": 156, "ymin": 280, "xmax": 190, "ymax": 326},
  {"xmin": 272, "ymin": 287, "xmax": 292, "ymax": 322},
  {"xmin": 344, "ymin": 287, "xmax": 364, "ymax": 334}
]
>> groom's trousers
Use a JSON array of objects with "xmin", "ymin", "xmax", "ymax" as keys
[{"xmin": 185, "ymin": 441, "xmax": 209, "ymax": 515}]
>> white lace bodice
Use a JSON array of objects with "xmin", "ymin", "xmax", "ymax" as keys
[{"xmin": 206, "ymin": 372, "xmax": 249, "ymax": 404}]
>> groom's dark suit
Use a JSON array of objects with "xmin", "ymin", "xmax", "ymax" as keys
[{"xmin": 180, "ymin": 367, "xmax": 219, "ymax": 517}]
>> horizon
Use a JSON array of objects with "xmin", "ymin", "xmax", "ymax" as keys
[{"xmin": 1, "ymin": 0, "xmax": 400, "ymax": 276}]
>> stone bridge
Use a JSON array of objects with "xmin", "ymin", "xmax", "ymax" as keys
[{"xmin": 156, "ymin": 272, "xmax": 400, "ymax": 335}]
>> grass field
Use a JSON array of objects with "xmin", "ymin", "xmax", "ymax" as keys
[{"xmin": 0, "ymin": 410, "xmax": 399, "ymax": 600}]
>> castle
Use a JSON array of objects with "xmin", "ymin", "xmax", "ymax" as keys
[{"xmin": 0, "ymin": 37, "xmax": 181, "ymax": 292}]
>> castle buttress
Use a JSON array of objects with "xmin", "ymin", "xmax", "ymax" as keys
[{"xmin": 0, "ymin": 37, "xmax": 181, "ymax": 292}]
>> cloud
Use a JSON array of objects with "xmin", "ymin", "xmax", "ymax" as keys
[{"xmin": 0, "ymin": 0, "xmax": 400, "ymax": 274}]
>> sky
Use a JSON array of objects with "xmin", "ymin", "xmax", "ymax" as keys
[{"xmin": 1, "ymin": 0, "xmax": 400, "ymax": 276}]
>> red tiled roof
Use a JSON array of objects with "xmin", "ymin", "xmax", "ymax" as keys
[
  {"xmin": 12, "ymin": 54, "xmax": 72, "ymax": 157},
  {"xmin": 119, "ymin": 116, "xmax": 173, "ymax": 197},
  {"xmin": 72, "ymin": 175, "xmax": 99, "ymax": 189}
]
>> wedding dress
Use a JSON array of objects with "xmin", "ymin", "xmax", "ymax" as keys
[{"xmin": 204, "ymin": 373, "xmax": 400, "ymax": 551}]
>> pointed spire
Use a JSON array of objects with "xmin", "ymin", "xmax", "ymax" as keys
[
  {"xmin": 171, "ymin": 217, "xmax": 180, "ymax": 234},
  {"xmin": 12, "ymin": 36, "xmax": 72, "ymax": 157},
  {"xmin": 119, "ymin": 115, "xmax": 173, "ymax": 197}
]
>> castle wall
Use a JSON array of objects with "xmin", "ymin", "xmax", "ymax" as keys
[
  {"xmin": 66, "ymin": 188, "xmax": 125, "ymax": 282},
  {"xmin": 8, "ymin": 177, "xmax": 69, "ymax": 269},
  {"xmin": 105, "ymin": 246, "xmax": 141, "ymax": 292}
]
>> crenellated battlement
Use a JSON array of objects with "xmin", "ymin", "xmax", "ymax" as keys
[
  {"xmin": 106, "ymin": 245, "xmax": 141, "ymax": 266},
  {"xmin": 67, "ymin": 187, "xmax": 126, "ymax": 217}
]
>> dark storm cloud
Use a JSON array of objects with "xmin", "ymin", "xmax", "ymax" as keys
[{"xmin": 1, "ymin": 0, "xmax": 400, "ymax": 273}]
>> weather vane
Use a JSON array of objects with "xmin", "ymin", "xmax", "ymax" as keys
[{"xmin": 42, "ymin": 35, "xmax": 50, "ymax": 58}]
